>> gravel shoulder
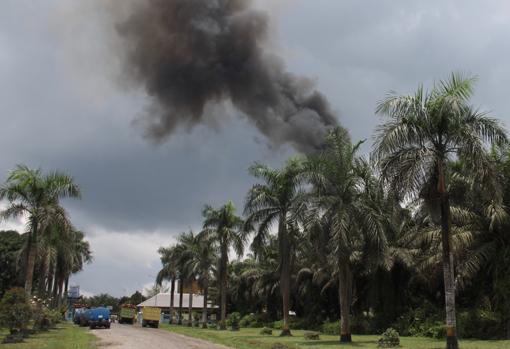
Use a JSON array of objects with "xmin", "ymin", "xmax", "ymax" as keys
[{"xmin": 92, "ymin": 323, "xmax": 231, "ymax": 349}]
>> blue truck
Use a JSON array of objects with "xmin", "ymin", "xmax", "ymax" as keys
[{"xmin": 83, "ymin": 307, "xmax": 111, "ymax": 329}]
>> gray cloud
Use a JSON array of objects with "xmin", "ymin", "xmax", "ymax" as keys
[{"xmin": 1, "ymin": 0, "xmax": 510, "ymax": 296}]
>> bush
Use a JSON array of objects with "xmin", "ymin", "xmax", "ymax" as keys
[
  {"xmin": 321, "ymin": 320, "xmax": 339, "ymax": 335},
  {"xmin": 458, "ymin": 309, "xmax": 504, "ymax": 339},
  {"xmin": 260, "ymin": 327, "xmax": 273, "ymax": 335},
  {"xmin": 351, "ymin": 314, "xmax": 372, "ymax": 334},
  {"xmin": 378, "ymin": 328, "xmax": 400, "ymax": 348},
  {"xmin": 240, "ymin": 313, "xmax": 265, "ymax": 328},
  {"xmin": 304, "ymin": 331, "xmax": 320, "ymax": 340},
  {"xmin": 0, "ymin": 288, "xmax": 32, "ymax": 339},
  {"xmin": 227, "ymin": 312, "xmax": 241, "ymax": 331}
]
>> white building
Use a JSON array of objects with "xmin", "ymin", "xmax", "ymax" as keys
[{"xmin": 137, "ymin": 293, "xmax": 217, "ymax": 311}]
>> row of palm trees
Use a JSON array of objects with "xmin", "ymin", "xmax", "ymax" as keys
[
  {"xmin": 0, "ymin": 165, "xmax": 91, "ymax": 306},
  {"xmin": 157, "ymin": 73, "xmax": 507, "ymax": 349}
]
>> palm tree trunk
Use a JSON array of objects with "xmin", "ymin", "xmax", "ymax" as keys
[
  {"xmin": 64, "ymin": 276, "xmax": 69, "ymax": 305},
  {"xmin": 38, "ymin": 252, "xmax": 49, "ymax": 296},
  {"xmin": 339, "ymin": 263, "xmax": 353, "ymax": 342},
  {"xmin": 57, "ymin": 278, "xmax": 64, "ymax": 307},
  {"xmin": 170, "ymin": 277, "xmax": 175, "ymax": 324},
  {"xmin": 46, "ymin": 260, "xmax": 54, "ymax": 295},
  {"xmin": 188, "ymin": 290, "xmax": 193, "ymax": 326},
  {"xmin": 279, "ymin": 217, "xmax": 292, "ymax": 337},
  {"xmin": 24, "ymin": 224, "xmax": 38, "ymax": 295},
  {"xmin": 178, "ymin": 278, "xmax": 184, "ymax": 325},
  {"xmin": 202, "ymin": 284, "xmax": 208, "ymax": 329},
  {"xmin": 219, "ymin": 241, "xmax": 228, "ymax": 330},
  {"xmin": 438, "ymin": 161, "xmax": 459, "ymax": 349},
  {"xmin": 52, "ymin": 274, "xmax": 59, "ymax": 307}
]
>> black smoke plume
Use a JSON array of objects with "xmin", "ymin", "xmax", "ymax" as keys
[{"xmin": 116, "ymin": 0, "xmax": 339, "ymax": 152}]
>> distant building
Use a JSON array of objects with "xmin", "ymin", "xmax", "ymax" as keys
[{"xmin": 137, "ymin": 292, "xmax": 217, "ymax": 311}]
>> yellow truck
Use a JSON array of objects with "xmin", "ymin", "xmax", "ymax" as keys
[{"xmin": 142, "ymin": 307, "xmax": 161, "ymax": 328}]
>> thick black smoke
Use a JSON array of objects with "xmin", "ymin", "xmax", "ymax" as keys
[{"xmin": 116, "ymin": 0, "xmax": 339, "ymax": 152}]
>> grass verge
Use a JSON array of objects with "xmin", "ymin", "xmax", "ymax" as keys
[
  {"xmin": 161, "ymin": 324, "xmax": 510, "ymax": 349},
  {"xmin": 0, "ymin": 323, "xmax": 97, "ymax": 349}
]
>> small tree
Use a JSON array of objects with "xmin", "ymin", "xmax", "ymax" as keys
[{"xmin": 0, "ymin": 288, "xmax": 32, "ymax": 340}]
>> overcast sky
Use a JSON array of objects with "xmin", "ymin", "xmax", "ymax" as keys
[{"xmin": 2, "ymin": 0, "xmax": 510, "ymax": 297}]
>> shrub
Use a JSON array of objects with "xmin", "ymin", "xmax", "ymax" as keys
[
  {"xmin": 0, "ymin": 288, "xmax": 32, "ymax": 343},
  {"xmin": 378, "ymin": 328, "xmax": 400, "ymax": 348},
  {"xmin": 321, "ymin": 320, "xmax": 339, "ymax": 335},
  {"xmin": 351, "ymin": 314, "xmax": 372, "ymax": 334},
  {"xmin": 458, "ymin": 309, "xmax": 504, "ymax": 339},
  {"xmin": 272, "ymin": 320, "xmax": 283, "ymax": 329},
  {"xmin": 240, "ymin": 313, "xmax": 265, "ymax": 328},
  {"xmin": 227, "ymin": 312, "xmax": 241, "ymax": 331},
  {"xmin": 260, "ymin": 327, "xmax": 273, "ymax": 335},
  {"xmin": 304, "ymin": 331, "xmax": 320, "ymax": 340}
]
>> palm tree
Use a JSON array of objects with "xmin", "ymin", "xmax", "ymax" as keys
[
  {"xmin": 373, "ymin": 73, "xmax": 507, "ymax": 349},
  {"xmin": 170, "ymin": 236, "xmax": 191, "ymax": 325},
  {"xmin": 305, "ymin": 129, "xmax": 388, "ymax": 342},
  {"xmin": 183, "ymin": 233, "xmax": 217, "ymax": 328},
  {"xmin": 156, "ymin": 246, "xmax": 177, "ymax": 323},
  {"xmin": 244, "ymin": 158, "xmax": 306, "ymax": 336},
  {"xmin": 201, "ymin": 202, "xmax": 244, "ymax": 330},
  {"xmin": 0, "ymin": 165, "xmax": 81, "ymax": 295}
]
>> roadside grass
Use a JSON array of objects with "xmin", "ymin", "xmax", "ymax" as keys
[
  {"xmin": 161, "ymin": 324, "xmax": 510, "ymax": 349},
  {"xmin": 0, "ymin": 323, "xmax": 97, "ymax": 349}
]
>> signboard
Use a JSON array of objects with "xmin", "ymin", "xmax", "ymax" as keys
[{"xmin": 68, "ymin": 286, "xmax": 80, "ymax": 299}]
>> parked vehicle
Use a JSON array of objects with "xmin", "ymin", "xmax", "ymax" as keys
[
  {"xmin": 119, "ymin": 304, "xmax": 136, "ymax": 324},
  {"xmin": 141, "ymin": 307, "xmax": 161, "ymax": 328},
  {"xmin": 86, "ymin": 307, "xmax": 111, "ymax": 329},
  {"xmin": 73, "ymin": 308, "xmax": 86, "ymax": 325}
]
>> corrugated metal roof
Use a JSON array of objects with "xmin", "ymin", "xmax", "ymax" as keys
[{"xmin": 137, "ymin": 293, "xmax": 217, "ymax": 309}]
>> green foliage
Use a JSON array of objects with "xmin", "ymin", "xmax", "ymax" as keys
[
  {"xmin": 260, "ymin": 327, "xmax": 273, "ymax": 335},
  {"xmin": 227, "ymin": 312, "xmax": 241, "ymax": 331},
  {"xmin": 378, "ymin": 328, "xmax": 400, "ymax": 347},
  {"xmin": 0, "ymin": 288, "xmax": 32, "ymax": 336},
  {"xmin": 458, "ymin": 309, "xmax": 504, "ymax": 339},
  {"xmin": 304, "ymin": 331, "xmax": 320, "ymax": 340},
  {"xmin": 85, "ymin": 293, "xmax": 120, "ymax": 313},
  {"xmin": 0, "ymin": 231, "xmax": 24, "ymax": 297},
  {"xmin": 321, "ymin": 320, "xmax": 339, "ymax": 335},
  {"xmin": 240, "ymin": 313, "xmax": 265, "ymax": 328}
]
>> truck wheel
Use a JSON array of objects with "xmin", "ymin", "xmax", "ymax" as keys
[{"xmin": 90, "ymin": 324, "xmax": 95, "ymax": 330}]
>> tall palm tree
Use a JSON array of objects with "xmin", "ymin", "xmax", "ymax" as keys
[
  {"xmin": 305, "ymin": 128, "xmax": 388, "ymax": 342},
  {"xmin": 156, "ymin": 246, "xmax": 177, "ymax": 323},
  {"xmin": 244, "ymin": 158, "xmax": 306, "ymax": 336},
  {"xmin": 176, "ymin": 231, "xmax": 197, "ymax": 327},
  {"xmin": 373, "ymin": 73, "xmax": 507, "ymax": 349},
  {"xmin": 183, "ymin": 233, "xmax": 217, "ymax": 328},
  {"xmin": 170, "ymin": 235, "xmax": 191, "ymax": 325},
  {"xmin": 201, "ymin": 202, "xmax": 244, "ymax": 330},
  {"xmin": 0, "ymin": 165, "xmax": 80, "ymax": 295}
]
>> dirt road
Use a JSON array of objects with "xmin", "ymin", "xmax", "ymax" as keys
[{"xmin": 92, "ymin": 323, "xmax": 231, "ymax": 349}]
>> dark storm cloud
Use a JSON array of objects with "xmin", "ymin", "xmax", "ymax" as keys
[{"xmin": 115, "ymin": 0, "xmax": 338, "ymax": 153}]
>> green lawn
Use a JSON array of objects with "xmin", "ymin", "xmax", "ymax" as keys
[
  {"xmin": 0, "ymin": 323, "xmax": 97, "ymax": 349},
  {"xmin": 161, "ymin": 324, "xmax": 510, "ymax": 349}
]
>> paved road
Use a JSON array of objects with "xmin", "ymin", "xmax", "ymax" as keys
[{"xmin": 92, "ymin": 323, "xmax": 231, "ymax": 349}]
